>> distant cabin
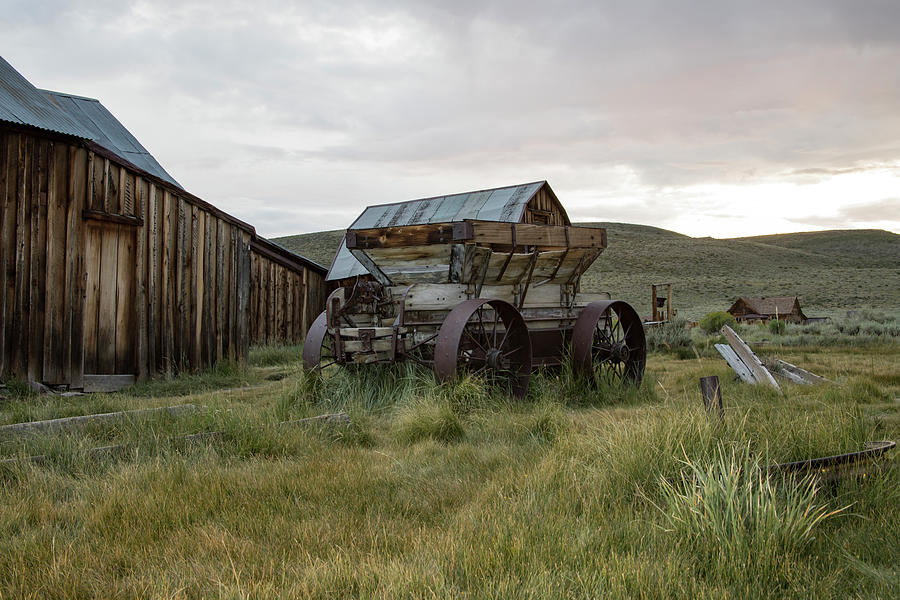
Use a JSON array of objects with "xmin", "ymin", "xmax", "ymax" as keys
[
  {"xmin": 0, "ymin": 55, "xmax": 326, "ymax": 390},
  {"xmin": 727, "ymin": 296, "xmax": 807, "ymax": 324},
  {"xmin": 327, "ymin": 181, "xmax": 571, "ymax": 285}
]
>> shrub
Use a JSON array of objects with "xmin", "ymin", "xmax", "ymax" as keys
[
  {"xmin": 769, "ymin": 319, "xmax": 786, "ymax": 335},
  {"xmin": 698, "ymin": 311, "xmax": 736, "ymax": 335},
  {"xmin": 394, "ymin": 400, "xmax": 465, "ymax": 445},
  {"xmin": 646, "ymin": 317, "xmax": 692, "ymax": 352}
]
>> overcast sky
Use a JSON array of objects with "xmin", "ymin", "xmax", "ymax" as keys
[{"xmin": 4, "ymin": 0, "xmax": 900, "ymax": 238}]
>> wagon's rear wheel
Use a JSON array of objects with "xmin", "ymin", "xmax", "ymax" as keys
[
  {"xmin": 302, "ymin": 311, "xmax": 340, "ymax": 373},
  {"xmin": 434, "ymin": 299, "xmax": 532, "ymax": 398},
  {"xmin": 572, "ymin": 300, "xmax": 646, "ymax": 386}
]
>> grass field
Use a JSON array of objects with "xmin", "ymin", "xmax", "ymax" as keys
[
  {"xmin": 274, "ymin": 226, "xmax": 900, "ymax": 320},
  {"xmin": 1, "ymin": 330, "xmax": 898, "ymax": 598}
]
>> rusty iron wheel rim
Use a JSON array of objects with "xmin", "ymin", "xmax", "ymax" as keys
[
  {"xmin": 434, "ymin": 299, "xmax": 532, "ymax": 398},
  {"xmin": 302, "ymin": 311, "xmax": 340, "ymax": 373},
  {"xmin": 572, "ymin": 300, "xmax": 646, "ymax": 386}
]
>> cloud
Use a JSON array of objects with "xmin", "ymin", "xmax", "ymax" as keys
[
  {"xmin": 3, "ymin": 1, "xmax": 900, "ymax": 236},
  {"xmin": 787, "ymin": 197, "xmax": 900, "ymax": 229}
]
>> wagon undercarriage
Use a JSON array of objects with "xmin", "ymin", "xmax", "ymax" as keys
[{"xmin": 304, "ymin": 220, "xmax": 646, "ymax": 397}]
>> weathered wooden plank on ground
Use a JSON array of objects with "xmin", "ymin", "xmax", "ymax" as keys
[
  {"xmin": 721, "ymin": 325, "xmax": 781, "ymax": 392},
  {"xmin": 0, "ymin": 403, "xmax": 198, "ymax": 436},
  {"xmin": 772, "ymin": 359, "xmax": 830, "ymax": 385},
  {"xmin": 83, "ymin": 374, "xmax": 136, "ymax": 393}
]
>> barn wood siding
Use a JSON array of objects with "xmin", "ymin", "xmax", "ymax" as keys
[
  {"xmin": 249, "ymin": 242, "xmax": 326, "ymax": 347},
  {"xmin": 0, "ymin": 128, "xmax": 258, "ymax": 386}
]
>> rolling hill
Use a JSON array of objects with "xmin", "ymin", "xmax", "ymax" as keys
[{"xmin": 274, "ymin": 226, "xmax": 900, "ymax": 320}]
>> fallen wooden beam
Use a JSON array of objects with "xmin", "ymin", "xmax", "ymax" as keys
[
  {"xmin": 279, "ymin": 412, "xmax": 351, "ymax": 427},
  {"xmin": 0, "ymin": 414, "xmax": 352, "ymax": 467},
  {"xmin": 0, "ymin": 431, "xmax": 224, "ymax": 468},
  {"xmin": 0, "ymin": 404, "xmax": 200, "ymax": 436},
  {"xmin": 771, "ymin": 359, "xmax": 830, "ymax": 385},
  {"xmin": 714, "ymin": 344, "xmax": 756, "ymax": 384},
  {"xmin": 720, "ymin": 326, "xmax": 781, "ymax": 393}
]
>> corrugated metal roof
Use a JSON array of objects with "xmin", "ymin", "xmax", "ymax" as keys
[
  {"xmin": 0, "ymin": 56, "xmax": 86, "ymax": 138},
  {"xmin": 327, "ymin": 181, "xmax": 549, "ymax": 281},
  {"xmin": 0, "ymin": 55, "xmax": 181, "ymax": 188},
  {"xmin": 43, "ymin": 90, "xmax": 181, "ymax": 188}
]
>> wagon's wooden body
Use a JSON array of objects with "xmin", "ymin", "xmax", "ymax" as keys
[{"xmin": 304, "ymin": 219, "xmax": 646, "ymax": 396}]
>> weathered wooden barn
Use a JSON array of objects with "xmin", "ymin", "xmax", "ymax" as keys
[
  {"xmin": 727, "ymin": 296, "xmax": 807, "ymax": 324},
  {"xmin": 0, "ymin": 56, "xmax": 326, "ymax": 390},
  {"xmin": 327, "ymin": 181, "xmax": 571, "ymax": 285}
]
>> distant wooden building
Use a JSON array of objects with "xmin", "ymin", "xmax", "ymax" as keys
[
  {"xmin": 727, "ymin": 296, "xmax": 807, "ymax": 324},
  {"xmin": 0, "ymin": 56, "xmax": 325, "ymax": 390},
  {"xmin": 327, "ymin": 181, "xmax": 572, "ymax": 285},
  {"xmin": 250, "ymin": 237, "xmax": 326, "ymax": 346}
]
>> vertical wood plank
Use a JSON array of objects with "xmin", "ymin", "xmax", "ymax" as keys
[
  {"xmin": 248, "ymin": 252, "xmax": 258, "ymax": 345},
  {"xmin": 258, "ymin": 255, "xmax": 268, "ymax": 346},
  {"xmin": 115, "ymin": 226, "xmax": 136, "ymax": 374},
  {"xmin": 97, "ymin": 225, "xmax": 119, "ymax": 374},
  {"xmin": 147, "ymin": 183, "xmax": 159, "ymax": 375},
  {"xmin": 174, "ymin": 197, "xmax": 186, "ymax": 370},
  {"xmin": 301, "ymin": 267, "xmax": 309, "ymax": 336},
  {"xmin": 135, "ymin": 177, "xmax": 147, "ymax": 379},
  {"xmin": 101, "ymin": 158, "xmax": 110, "ymax": 212},
  {"xmin": 236, "ymin": 231, "xmax": 250, "ymax": 364},
  {"xmin": 162, "ymin": 191, "xmax": 175, "ymax": 375},
  {"xmin": 0, "ymin": 133, "xmax": 12, "ymax": 377},
  {"xmin": 193, "ymin": 208, "xmax": 205, "ymax": 368},
  {"xmin": 65, "ymin": 146, "xmax": 87, "ymax": 388},
  {"xmin": 12, "ymin": 134, "xmax": 30, "ymax": 377},
  {"xmin": 215, "ymin": 219, "xmax": 226, "ymax": 362},
  {"xmin": 43, "ymin": 142, "xmax": 68, "ymax": 383},
  {"xmin": 285, "ymin": 270, "xmax": 294, "ymax": 342},
  {"xmin": 82, "ymin": 223, "xmax": 102, "ymax": 374},
  {"xmin": 27, "ymin": 138, "xmax": 49, "ymax": 382},
  {"xmin": 227, "ymin": 226, "xmax": 238, "ymax": 361},
  {"xmin": 203, "ymin": 212, "xmax": 215, "ymax": 367}
]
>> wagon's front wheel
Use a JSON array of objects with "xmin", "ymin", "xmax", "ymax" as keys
[
  {"xmin": 302, "ymin": 311, "xmax": 340, "ymax": 373},
  {"xmin": 572, "ymin": 300, "xmax": 646, "ymax": 386},
  {"xmin": 434, "ymin": 299, "xmax": 532, "ymax": 398}
]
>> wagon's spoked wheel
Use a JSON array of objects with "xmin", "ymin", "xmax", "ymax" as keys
[
  {"xmin": 572, "ymin": 300, "xmax": 646, "ymax": 386},
  {"xmin": 434, "ymin": 299, "xmax": 532, "ymax": 398},
  {"xmin": 302, "ymin": 311, "xmax": 341, "ymax": 373}
]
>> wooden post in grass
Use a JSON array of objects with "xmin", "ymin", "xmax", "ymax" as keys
[{"xmin": 700, "ymin": 376, "xmax": 724, "ymax": 421}]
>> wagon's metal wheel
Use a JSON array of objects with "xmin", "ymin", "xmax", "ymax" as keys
[
  {"xmin": 302, "ymin": 311, "xmax": 340, "ymax": 373},
  {"xmin": 572, "ymin": 300, "xmax": 646, "ymax": 386},
  {"xmin": 434, "ymin": 299, "xmax": 532, "ymax": 398}
]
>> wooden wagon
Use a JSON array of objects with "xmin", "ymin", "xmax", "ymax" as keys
[{"xmin": 303, "ymin": 218, "xmax": 646, "ymax": 397}]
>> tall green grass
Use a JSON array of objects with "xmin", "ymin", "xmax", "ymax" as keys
[
  {"xmin": 0, "ymin": 344, "xmax": 897, "ymax": 598},
  {"xmin": 656, "ymin": 443, "xmax": 846, "ymax": 586}
]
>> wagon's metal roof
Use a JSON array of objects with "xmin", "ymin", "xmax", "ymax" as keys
[
  {"xmin": 0, "ymin": 56, "xmax": 181, "ymax": 188},
  {"xmin": 327, "ymin": 181, "xmax": 552, "ymax": 281}
]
